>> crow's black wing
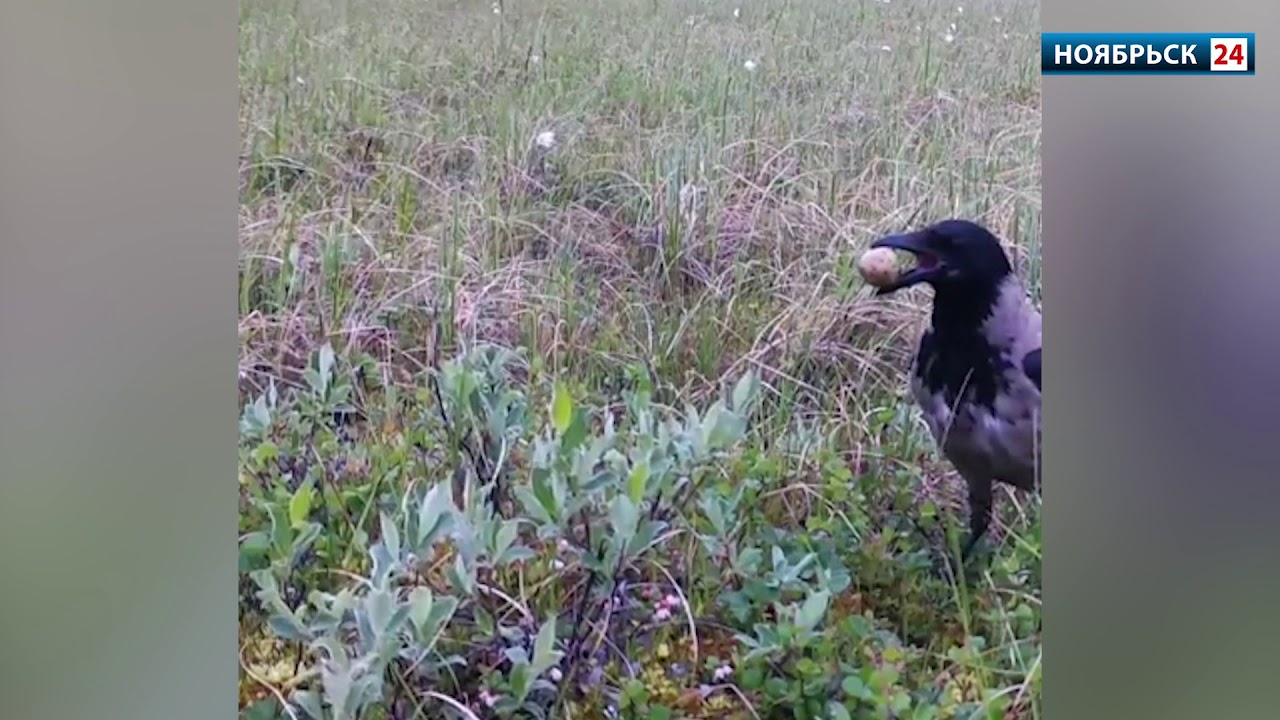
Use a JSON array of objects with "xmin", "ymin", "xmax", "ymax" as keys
[{"xmin": 1022, "ymin": 348, "xmax": 1041, "ymax": 391}]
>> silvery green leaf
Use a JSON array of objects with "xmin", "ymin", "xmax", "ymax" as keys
[
  {"xmin": 451, "ymin": 516, "xmax": 482, "ymax": 566},
  {"xmin": 267, "ymin": 613, "xmax": 311, "ymax": 643},
  {"xmin": 408, "ymin": 587, "xmax": 434, "ymax": 633},
  {"xmin": 249, "ymin": 567, "xmax": 280, "ymax": 597},
  {"xmin": 735, "ymin": 547, "xmax": 763, "ymax": 575},
  {"xmin": 365, "ymin": 588, "xmax": 395, "ymax": 636},
  {"xmin": 375, "ymin": 609, "xmax": 410, "ymax": 663},
  {"xmin": 504, "ymin": 645, "xmax": 530, "ymax": 666},
  {"xmin": 344, "ymin": 673, "xmax": 383, "ymax": 720},
  {"xmin": 368, "ymin": 541, "xmax": 397, "ymax": 589},
  {"xmin": 731, "ymin": 370, "xmax": 760, "ymax": 415},
  {"xmin": 699, "ymin": 494, "xmax": 726, "ymax": 535},
  {"xmin": 291, "ymin": 690, "xmax": 324, "ymax": 720},
  {"xmin": 781, "ymin": 553, "xmax": 817, "ymax": 584},
  {"xmin": 310, "ymin": 635, "xmax": 347, "ymax": 667},
  {"xmin": 702, "ymin": 403, "xmax": 746, "ymax": 451},
  {"xmin": 795, "ymin": 589, "xmax": 830, "ymax": 632},
  {"xmin": 316, "ymin": 343, "xmax": 335, "ymax": 392},
  {"xmin": 577, "ymin": 433, "xmax": 613, "ymax": 482},
  {"xmin": 415, "ymin": 482, "xmax": 453, "ymax": 551},
  {"xmin": 771, "ymin": 546, "xmax": 787, "ymax": 573},
  {"xmin": 496, "ymin": 545, "xmax": 536, "ymax": 566},
  {"xmin": 493, "ymin": 518, "xmax": 519, "ymax": 559},
  {"xmin": 379, "ymin": 511, "xmax": 400, "ymax": 560},
  {"xmin": 251, "ymin": 395, "xmax": 272, "ymax": 430},
  {"xmin": 583, "ymin": 469, "xmax": 617, "ymax": 494},
  {"xmin": 684, "ymin": 402, "xmax": 701, "ymax": 429},
  {"xmin": 322, "ymin": 660, "xmax": 362, "ymax": 720},
  {"xmin": 354, "ymin": 606, "xmax": 376, "ymax": 655},
  {"xmin": 447, "ymin": 551, "xmax": 474, "ymax": 595},
  {"xmin": 626, "ymin": 519, "xmax": 665, "ymax": 557},
  {"xmin": 418, "ymin": 595, "xmax": 458, "ymax": 653}
]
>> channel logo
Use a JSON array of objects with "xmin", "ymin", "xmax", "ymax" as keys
[{"xmin": 1041, "ymin": 32, "xmax": 1255, "ymax": 75}]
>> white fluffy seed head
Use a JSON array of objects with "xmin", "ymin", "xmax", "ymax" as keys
[{"xmin": 857, "ymin": 247, "xmax": 900, "ymax": 287}]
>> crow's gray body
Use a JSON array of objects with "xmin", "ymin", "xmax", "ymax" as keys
[{"xmin": 871, "ymin": 220, "xmax": 1041, "ymax": 560}]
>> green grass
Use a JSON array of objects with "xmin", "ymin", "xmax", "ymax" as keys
[{"xmin": 238, "ymin": 1, "xmax": 1041, "ymax": 718}]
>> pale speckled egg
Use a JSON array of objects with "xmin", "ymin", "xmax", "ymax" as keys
[{"xmin": 857, "ymin": 247, "xmax": 900, "ymax": 287}]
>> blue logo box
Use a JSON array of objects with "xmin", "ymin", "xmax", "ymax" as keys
[{"xmin": 1041, "ymin": 32, "xmax": 1255, "ymax": 75}]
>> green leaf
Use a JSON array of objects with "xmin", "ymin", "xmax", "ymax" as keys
[
  {"xmin": 827, "ymin": 702, "xmax": 852, "ymax": 720},
  {"xmin": 608, "ymin": 495, "xmax": 639, "ymax": 547},
  {"xmin": 288, "ymin": 478, "xmax": 314, "ymax": 529},
  {"xmin": 265, "ymin": 503, "xmax": 292, "ymax": 556},
  {"xmin": 510, "ymin": 662, "xmax": 532, "ymax": 703},
  {"xmin": 240, "ymin": 531, "xmax": 271, "ymax": 554},
  {"xmin": 515, "ymin": 486, "xmax": 553, "ymax": 524},
  {"xmin": 290, "ymin": 522, "xmax": 323, "ymax": 562},
  {"xmin": 243, "ymin": 698, "xmax": 285, "ymax": 720},
  {"xmin": 551, "ymin": 381, "xmax": 573, "ymax": 435},
  {"xmin": 795, "ymin": 589, "xmax": 830, "ymax": 632},
  {"xmin": 532, "ymin": 613, "xmax": 562, "ymax": 674},
  {"xmin": 841, "ymin": 675, "xmax": 872, "ymax": 701},
  {"xmin": 627, "ymin": 461, "xmax": 649, "ymax": 505},
  {"xmin": 647, "ymin": 706, "xmax": 673, "ymax": 720},
  {"xmin": 531, "ymin": 468, "xmax": 560, "ymax": 523},
  {"xmin": 740, "ymin": 664, "xmax": 765, "ymax": 690},
  {"xmin": 562, "ymin": 409, "xmax": 589, "ymax": 455}
]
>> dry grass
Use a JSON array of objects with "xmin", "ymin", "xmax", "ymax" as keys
[{"xmin": 239, "ymin": 0, "xmax": 1039, "ymax": 420}]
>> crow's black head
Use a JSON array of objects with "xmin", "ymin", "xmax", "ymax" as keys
[{"xmin": 869, "ymin": 219, "xmax": 1012, "ymax": 297}]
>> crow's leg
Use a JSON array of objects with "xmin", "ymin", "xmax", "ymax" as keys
[{"xmin": 960, "ymin": 477, "xmax": 993, "ymax": 563}]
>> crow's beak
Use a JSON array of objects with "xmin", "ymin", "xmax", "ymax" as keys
[{"xmin": 870, "ymin": 231, "xmax": 944, "ymax": 295}]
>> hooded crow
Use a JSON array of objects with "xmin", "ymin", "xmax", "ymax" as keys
[{"xmin": 869, "ymin": 219, "xmax": 1041, "ymax": 561}]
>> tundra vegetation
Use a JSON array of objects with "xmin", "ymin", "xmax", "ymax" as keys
[{"xmin": 238, "ymin": 1, "xmax": 1041, "ymax": 718}]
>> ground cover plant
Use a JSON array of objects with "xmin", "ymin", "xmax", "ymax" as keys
[{"xmin": 238, "ymin": 0, "xmax": 1042, "ymax": 718}]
